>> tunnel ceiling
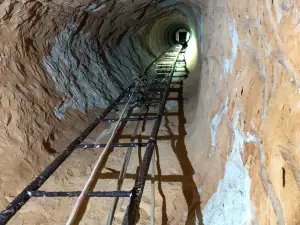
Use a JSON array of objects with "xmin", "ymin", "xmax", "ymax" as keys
[{"xmin": 8, "ymin": 0, "xmax": 202, "ymax": 118}]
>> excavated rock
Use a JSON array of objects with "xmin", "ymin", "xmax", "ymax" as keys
[{"xmin": 0, "ymin": 0, "xmax": 299, "ymax": 224}]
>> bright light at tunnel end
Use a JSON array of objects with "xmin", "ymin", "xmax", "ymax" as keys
[{"xmin": 184, "ymin": 29, "xmax": 198, "ymax": 71}]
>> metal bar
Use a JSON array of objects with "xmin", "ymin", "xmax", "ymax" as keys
[
  {"xmin": 118, "ymin": 101, "xmax": 158, "ymax": 106},
  {"xmin": 150, "ymin": 149, "xmax": 155, "ymax": 225},
  {"xmin": 121, "ymin": 45, "xmax": 183, "ymax": 225},
  {"xmin": 101, "ymin": 116, "xmax": 157, "ymax": 122},
  {"xmin": 106, "ymin": 107, "xmax": 148, "ymax": 225},
  {"xmin": 0, "ymin": 83, "xmax": 134, "ymax": 225},
  {"xmin": 147, "ymin": 88, "xmax": 180, "ymax": 92},
  {"xmin": 157, "ymin": 75, "xmax": 187, "ymax": 78},
  {"xmin": 28, "ymin": 191, "xmax": 131, "ymax": 198},
  {"xmin": 76, "ymin": 142, "xmax": 148, "ymax": 149},
  {"xmin": 130, "ymin": 112, "xmax": 178, "ymax": 117},
  {"xmin": 156, "ymin": 70, "xmax": 172, "ymax": 72},
  {"xmin": 66, "ymin": 84, "xmax": 138, "ymax": 225}
]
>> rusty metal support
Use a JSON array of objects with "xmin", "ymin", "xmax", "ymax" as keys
[
  {"xmin": 121, "ymin": 45, "xmax": 183, "ymax": 225},
  {"xmin": 0, "ymin": 83, "xmax": 134, "ymax": 225}
]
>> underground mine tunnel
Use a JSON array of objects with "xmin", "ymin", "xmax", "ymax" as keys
[{"xmin": 0, "ymin": 0, "xmax": 300, "ymax": 224}]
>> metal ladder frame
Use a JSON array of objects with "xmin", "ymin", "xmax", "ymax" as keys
[{"xmin": 0, "ymin": 44, "xmax": 184, "ymax": 225}]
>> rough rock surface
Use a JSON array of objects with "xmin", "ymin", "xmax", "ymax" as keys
[{"xmin": 0, "ymin": 0, "xmax": 299, "ymax": 224}]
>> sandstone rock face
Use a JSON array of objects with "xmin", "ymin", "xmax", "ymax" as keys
[
  {"xmin": 193, "ymin": 0, "xmax": 300, "ymax": 224},
  {"xmin": 0, "ymin": 0, "xmax": 299, "ymax": 224}
]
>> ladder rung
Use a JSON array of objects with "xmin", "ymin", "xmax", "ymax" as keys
[
  {"xmin": 151, "ymin": 97, "xmax": 182, "ymax": 101},
  {"xmin": 164, "ymin": 75, "xmax": 187, "ymax": 78},
  {"xmin": 156, "ymin": 73, "xmax": 170, "ymax": 75},
  {"xmin": 118, "ymin": 101, "xmax": 160, "ymax": 106},
  {"xmin": 102, "ymin": 116, "xmax": 158, "ymax": 122},
  {"xmin": 156, "ymin": 61, "xmax": 173, "ymax": 64},
  {"xmin": 157, "ymin": 69, "xmax": 173, "ymax": 72},
  {"xmin": 156, "ymin": 76, "xmax": 186, "ymax": 79},
  {"xmin": 76, "ymin": 142, "xmax": 148, "ymax": 149},
  {"xmin": 28, "ymin": 191, "xmax": 131, "ymax": 198},
  {"xmin": 147, "ymin": 88, "xmax": 180, "ymax": 92},
  {"xmin": 130, "ymin": 112, "xmax": 178, "ymax": 116}
]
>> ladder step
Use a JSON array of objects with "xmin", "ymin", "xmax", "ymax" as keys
[
  {"xmin": 156, "ymin": 72, "xmax": 170, "ymax": 75},
  {"xmin": 130, "ymin": 112, "xmax": 178, "ymax": 117},
  {"xmin": 102, "ymin": 116, "xmax": 158, "ymax": 122},
  {"xmin": 118, "ymin": 101, "xmax": 161, "ymax": 106},
  {"xmin": 157, "ymin": 75, "xmax": 187, "ymax": 78},
  {"xmin": 28, "ymin": 191, "xmax": 131, "ymax": 198},
  {"xmin": 147, "ymin": 88, "xmax": 180, "ymax": 92},
  {"xmin": 156, "ymin": 61, "xmax": 173, "ymax": 64},
  {"xmin": 156, "ymin": 69, "xmax": 172, "ymax": 72},
  {"xmin": 152, "ymin": 97, "xmax": 181, "ymax": 101},
  {"xmin": 76, "ymin": 142, "xmax": 148, "ymax": 149}
]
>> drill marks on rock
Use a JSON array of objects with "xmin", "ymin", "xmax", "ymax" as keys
[
  {"xmin": 209, "ymin": 97, "xmax": 228, "ymax": 156},
  {"xmin": 250, "ymin": 201, "xmax": 260, "ymax": 225},
  {"xmin": 44, "ymin": 1, "xmax": 177, "ymax": 120},
  {"xmin": 265, "ymin": 0, "xmax": 300, "ymax": 92},
  {"xmin": 0, "ymin": 56, "xmax": 9, "ymax": 61},
  {"xmin": 210, "ymin": 16, "xmax": 239, "ymax": 156},
  {"xmin": 44, "ymin": 24, "xmax": 123, "ymax": 118},
  {"xmin": 204, "ymin": 111, "xmax": 251, "ymax": 225},
  {"xmin": 245, "ymin": 133, "xmax": 286, "ymax": 225},
  {"xmin": 279, "ymin": 145, "xmax": 300, "ymax": 190},
  {"xmin": 272, "ymin": 0, "xmax": 290, "ymax": 23},
  {"xmin": 45, "ymin": 17, "xmax": 153, "ymax": 119},
  {"xmin": 224, "ymin": 18, "xmax": 239, "ymax": 77},
  {"xmin": 86, "ymin": 1, "xmax": 106, "ymax": 12},
  {"xmin": 239, "ymin": 41, "xmax": 269, "ymax": 121}
]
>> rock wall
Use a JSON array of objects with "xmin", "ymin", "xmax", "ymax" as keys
[
  {"xmin": 189, "ymin": 0, "xmax": 300, "ymax": 224},
  {"xmin": 0, "ymin": 0, "xmax": 299, "ymax": 224}
]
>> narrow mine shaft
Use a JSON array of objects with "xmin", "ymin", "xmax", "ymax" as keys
[{"xmin": 0, "ymin": 0, "xmax": 299, "ymax": 225}]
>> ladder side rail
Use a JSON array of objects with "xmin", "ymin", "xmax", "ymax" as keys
[
  {"xmin": 0, "ymin": 83, "xmax": 134, "ymax": 225},
  {"xmin": 121, "ymin": 45, "xmax": 183, "ymax": 225}
]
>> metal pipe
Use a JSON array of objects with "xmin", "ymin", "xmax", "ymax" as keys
[
  {"xmin": 28, "ymin": 191, "xmax": 131, "ymax": 198},
  {"xmin": 150, "ymin": 150, "xmax": 155, "ymax": 225},
  {"xmin": 101, "ymin": 116, "xmax": 157, "ymax": 122},
  {"xmin": 76, "ymin": 143, "xmax": 148, "ymax": 149},
  {"xmin": 0, "ymin": 83, "xmax": 134, "ymax": 225}
]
